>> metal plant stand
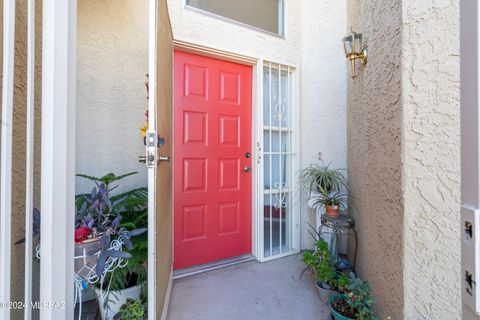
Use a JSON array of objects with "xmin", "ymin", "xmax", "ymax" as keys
[
  {"xmin": 36, "ymin": 229, "xmax": 133, "ymax": 319},
  {"xmin": 319, "ymin": 213, "xmax": 357, "ymax": 269}
]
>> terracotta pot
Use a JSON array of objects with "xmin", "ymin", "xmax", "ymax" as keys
[{"xmin": 325, "ymin": 205, "xmax": 340, "ymax": 218}]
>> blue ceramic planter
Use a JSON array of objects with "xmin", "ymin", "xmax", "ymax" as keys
[{"xmin": 328, "ymin": 294, "xmax": 355, "ymax": 320}]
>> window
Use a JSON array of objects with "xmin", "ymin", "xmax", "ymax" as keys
[
  {"xmin": 185, "ymin": 0, "xmax": 285, "ymax": 36},
  {"xmin": 262, "ymin": 62, "xmax": 295, "ymax": 258}
]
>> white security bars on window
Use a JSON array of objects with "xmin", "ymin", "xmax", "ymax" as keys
[{"xmin": 262, "ymin": 62, "xmax": 295, "ymax": 258}]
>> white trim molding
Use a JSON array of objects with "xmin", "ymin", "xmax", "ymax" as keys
[
  {"xmin": 148, "ymin": 0, "xmax": 158, "ymax": 318},
  {"xmin": 0, "ymin": 0, "xmax": 16, "ymax": 318},
  {"xmin": 24, "ymin": 0, "xmax": 36, "ymax": 318},
  {"xmin": 40, "ymin": 0, "xmax": 76, "ymax": 318}
]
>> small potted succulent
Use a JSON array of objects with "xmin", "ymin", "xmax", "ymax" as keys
[{"xmin": 329, "ymin": 275, "xmax": 378, "ymax": 320}]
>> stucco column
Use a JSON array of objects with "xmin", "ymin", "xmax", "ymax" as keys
[{"xmin": 348, "ymin": 0, "xmax": 460, "ymax": 319}]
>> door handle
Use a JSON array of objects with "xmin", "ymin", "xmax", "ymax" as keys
[
  {"xmin": 138, "ymin": 155, "xmax": 146, "ymax": 163},
  {"xmin": 158, "ymin": 155, "xmax": 170, "ymax": 162},
  {"xmin": 244, "ymin": 166, "xmax": 251, "ymax": 172}
]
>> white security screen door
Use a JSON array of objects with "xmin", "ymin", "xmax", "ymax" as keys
[{"xmin": 261, "ymin": 62, "xmax": 298, "ymax": 259}]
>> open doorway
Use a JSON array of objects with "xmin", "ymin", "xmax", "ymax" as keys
[{"xmin": 74, "ymin": 1, "xmax": 150, "ymax": 318}]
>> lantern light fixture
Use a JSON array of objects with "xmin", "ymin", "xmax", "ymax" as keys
[{"xmin": 342, "ymin": 30, "xmax": 367, "ymax": 78}]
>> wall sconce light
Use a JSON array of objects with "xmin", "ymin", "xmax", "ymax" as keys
[{"xmin": 342, "ymin": 30, "xmax": 367, "ymax": 78}]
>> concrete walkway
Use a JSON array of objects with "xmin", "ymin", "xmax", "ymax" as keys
[{"xmin": 167, "ymin": 254, "xmax": 331, "ymax": 320}]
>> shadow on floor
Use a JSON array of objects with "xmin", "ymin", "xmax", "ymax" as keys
[{"xmin": 167, "ymin": 254, "xmax": 331, "ymax": 320}]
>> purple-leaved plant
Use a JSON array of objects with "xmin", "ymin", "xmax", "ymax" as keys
[{"xmin": 75, "ymin": 181, "xmax": 127, "ymax": 238}]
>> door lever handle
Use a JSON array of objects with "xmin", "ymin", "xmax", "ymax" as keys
[
  {"xmin": 138, "ymin": 155, "xmax": 146, "ymax": 163},
  {"xmin": 158, "ymin": 155, "xmax": 170, "ymax": 162}
]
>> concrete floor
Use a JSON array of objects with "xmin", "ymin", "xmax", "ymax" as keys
[{"xmin": 167, "ymin": 254, "xmax": 331, "ymax": 320}]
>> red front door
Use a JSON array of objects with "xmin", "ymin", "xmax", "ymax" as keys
[{"xmin": 173, "ymin": 50, "xmax": 252, "ymax": 270}]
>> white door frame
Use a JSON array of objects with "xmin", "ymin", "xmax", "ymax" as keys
[
  {"xmin": 461, "ymin": 1, "xmax": 480, "ymax": 319},
  {"xmin": 173, "ymin": 40, "xmax": 262, "ymax": 261},
  {"xmin": 147, "ymin": 0, "xmax": 158, "ymax": 318},
  {"xmin": 39, "ymin": 0, "xmax": 76, "ymax": 318},
  {"xmin": 172, "ymin": 40, "xmax": 301, "ymax": 263},
  {"xmin": 256, "ymin": 61, "xmax": 300, "ymax": 263}
]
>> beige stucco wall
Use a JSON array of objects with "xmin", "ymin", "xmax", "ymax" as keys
[
  {"xmin": 402, "ymin": 0, "xmax": 461, "ymax": 318},
  {"xmin": 347, "ymin": 0, "xmax": 404, "ymax": 317},
  {"xmin": 76, "ymin": 0, "xmax": 149, "ymax": 194},
  {"xmin": 348, "ymin": 0, "xmax": 460, "ymax": 319}
]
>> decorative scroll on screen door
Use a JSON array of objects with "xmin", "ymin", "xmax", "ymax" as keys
[{"xmin": 262, "ymin": 62, "xmax": 295, "ymax": 258}]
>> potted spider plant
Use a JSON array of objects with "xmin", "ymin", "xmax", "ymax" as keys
[
  {"xmin": 311, "ymin": 188, "xmax": 348, "ymax": 218},
  {"xmin": 299, "ymin": 163, "xmax": 347, "ymax": 194}
]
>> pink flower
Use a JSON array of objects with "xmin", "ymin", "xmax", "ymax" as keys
[{"xmin": 75, "ymin": 227, "xmax": 91, "ymax": 243}]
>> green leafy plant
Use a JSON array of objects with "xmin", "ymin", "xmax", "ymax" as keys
[
  {"xmin": 98, "ymin": 206, "xmax": 148, "ymax": 309},
  {"xmin": 302, "ymin": 223, "xmax": 351, "ymax": 291},
  {"xmin": 317, "ymin": 260, "xmax": 336, "ymax": 287},
  {"xmin": 302, "ymin": 251, "xmax": 317, "ymax": 270},
  {"xmin": 80, "ymin": 173, "xmax": 149, "ymax": 313},
  {"xmin": 75, "ymin": 172, "xmax": 148, "ymax": 214},
  {"xmin": 336, "ymin": 273, "xmax": 351, "ymax": 293},
  {"xmin": 114, "ymin": 298, "xmax": 146, "ymax": 320},
  {"xmin": 299, "ymin": 163, "xmax": 347, "ymax": 194},
  {"xmin": 330, "ymin": 275, "xmax": 377, "ymax": 320}
]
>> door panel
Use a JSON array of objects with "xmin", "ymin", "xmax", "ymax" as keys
[
  {"xmin": 174, "ymin": 51, "xmax": 252, "ymax": 270},
  {"xmin": 155, "ymin": 0, "xmax": 173, "ymax": 317}
]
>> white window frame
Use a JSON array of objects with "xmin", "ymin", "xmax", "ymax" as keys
[
  {"xmin": 255, "ymin": 60, "xmax": 300, "ymax": 262},
  {"xmin": 182, "ymin": 0, "xmax": 286, "ymax": 38}
]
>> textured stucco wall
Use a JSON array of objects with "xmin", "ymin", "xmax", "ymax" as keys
[
  {"xmin": 167, "ymin": 0, "xmax": 347, "ymax": 250},
  {"xmin": 347, "ymin": 0, "xmax": 404, "ymax": 317},
  {"xmin": 300, "ymin": 1, "xmax": 347, "ymax": 249},
  {"xmin": 347, "ymin": 0, "xmax": 460, "ymax": 319},
  {"xmin": 402, "ymin": 0, "xmax": 461, "ymax": 318},
  {"xmin": 76, "ymin": 0, "xmax": 149, "ymax": 194}
]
